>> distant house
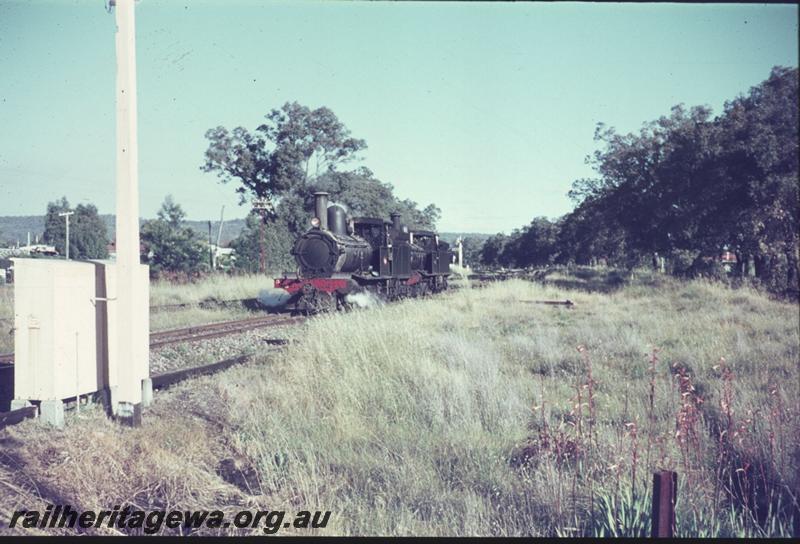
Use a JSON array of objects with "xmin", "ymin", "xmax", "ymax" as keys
[
  {"xmin": 29, "ymin": 244, "xmax": 58, "ymax": 256},
  {"xmin": 212, "ymin": 245, "xmax": 235, "ymax": 269},
  {"xmin": 0, "ymin": 245, "xmax": 57, "ymax": 258},
  {"xmin": 0, "ymin": 245, "xmax": 58, "ymax": 283}
]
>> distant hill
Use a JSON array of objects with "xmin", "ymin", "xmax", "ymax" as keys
[
  {"xmin": 0, "ymin": 215, "xmax": 247, "ymax": 247},
  {"xmin": 179, "ymin": 218, "xmax": 247, "ymax": 246},
  {"xmin": 0, "ymin": 216, "xmax": 45, "ymax": 245}
]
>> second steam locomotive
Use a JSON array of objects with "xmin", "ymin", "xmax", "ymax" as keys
[{"xmin": 274, "ymin": 192, "xmax": 451, "ymax": 313}]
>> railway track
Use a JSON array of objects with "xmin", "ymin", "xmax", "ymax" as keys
[
  {"xmin": 149, "ymin": 314, "xmax": 304, "ymax": 348},
  {"xmin": 0, "ymin": 314, "xmax": 305, "ymax": 364},
  {"xmin": 149, "ymin": 298, "xmax": 259, "ymax": 314}
]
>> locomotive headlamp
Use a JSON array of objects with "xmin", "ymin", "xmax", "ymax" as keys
[{"xmin": 311, "ymin": 217, "xmax": 321, "ymax": 228}]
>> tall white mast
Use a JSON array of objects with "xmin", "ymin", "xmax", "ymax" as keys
[{"xmin": 113, "ymin": 0, "xmax": 145, "ymax": 422}]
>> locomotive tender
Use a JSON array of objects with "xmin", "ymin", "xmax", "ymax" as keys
[{"xmin": 274, "ymin": 192, "xmax": 451, "ymax": 313}]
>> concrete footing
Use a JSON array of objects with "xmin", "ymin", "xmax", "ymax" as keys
[
  {"xmin": 39, "ymin": 400, "xmax": 65, "ymax": 428},
  {"xmin": 108, "ymin": 385, "xmax": 119, "ymax": 416},
  {"xmin": 141, "ymin": 378, "xmax": 153, "ymax": 407},
  {"xmin": 116, "ymin": 401, "xmax": 142, "ymax": 427},
  {"xmin": 10, "ymin": 399, "xmax": 32, "ymax": 411}
]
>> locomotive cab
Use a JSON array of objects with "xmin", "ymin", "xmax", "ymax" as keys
[
  {"xmin": 411, "ymin": 230, "xmax": 451, "ymax": 275},
  {"xmin": 352, "ymin": 217, "xmax": 392, "ymax": 276}
]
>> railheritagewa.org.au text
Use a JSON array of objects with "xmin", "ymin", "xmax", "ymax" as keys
[{"xmin": 7, "ymin": 505, "xmax": 331, "ymax": 534}]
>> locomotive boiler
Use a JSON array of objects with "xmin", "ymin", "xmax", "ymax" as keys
[{"xmin": 274, "ymin": 192, "xmax": 451, "ymax": 313}]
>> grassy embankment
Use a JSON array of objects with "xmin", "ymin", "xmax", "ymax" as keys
[
  {"xmin": 1, "ymin": 269, "xmax": 798, "ymax": 536},
  {"xmin": 149, "ymin": 273, "xmax": 272, "ymax": 307},
  {"xmin": 148, "ymin": 274, "xmax": 273, "ymax": 332}
]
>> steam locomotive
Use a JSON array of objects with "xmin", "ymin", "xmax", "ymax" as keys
[{"xmin": 274, "ymin": 192, "xmax": 451, "ymax": 313}]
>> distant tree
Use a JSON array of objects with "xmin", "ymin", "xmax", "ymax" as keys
[
  {"xmin": 228, "ymin": 212, "xmax": 295, "ymax": 274},
  {"xmin": 459, "ymin": 236, "xmax": 485, "ymax": 267},
  {"xmin": 480, "ymin": 234, "xmax": 508, "ymax": 267},
  {"xmin": 312, "ymin": 168, "xmax": 441, "ymax": 230},
  {"xmin": 43, "ymin": 197, "xmax": 70, "ymax": 250},
  {"xmin": 507, "ymin": 217, "xmax": 559, "ymax": 267},
  {"xmin": 42, "ymin": 197, "xmax": 109, "ymax": 259},
  {"xmin": 555, "ymin": 199, "xmax": 628, "ymax": 266},
  {"xmin": 716, "ymin": 66, "xmax": 799, "ymax": 289},
  {"xmin": 202, "ymin": 102, "xmax": 366, "ymax": 211},
  {"xmin": 140, "ymin": 196, "xmax": 208, "ymax": 278},
  {"xmin": 72, "ymin": 204, "xmax": 111, "ymax": 259},
  {"xmin": 204, "ymin": 103, "xmax": 442, "ymax": 240}
]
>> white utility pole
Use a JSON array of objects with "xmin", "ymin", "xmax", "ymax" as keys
[
  {"xmin": 58, "ymin": 211, "xmax": 74, "ymax": 259},
  {"xmin": 113, "ymin": 0, "xmax": 146, "ymax": 423},
  {"xmin": 214, "ymin": 205, "xmax": 225, "ymax": 268}
]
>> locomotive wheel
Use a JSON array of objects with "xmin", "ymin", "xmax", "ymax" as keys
[
  {"xmin": 336, "ymin": 292, "xmax": 353, "ymax": 312},
  {"xmin": 297, "ymin": 283, "xmax": 336, "ymax": 314},
  {"xmin": 308, "ymin": 291, "xmax": 335, "ymax": 314},
  {"xmin": 419, "ymin": 281, "xmax": 430, "ymax": 297}
]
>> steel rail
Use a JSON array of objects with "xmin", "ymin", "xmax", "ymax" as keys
[{"xmin": 149, "ymin": 315, "xmax": 304, "ymax": 348}]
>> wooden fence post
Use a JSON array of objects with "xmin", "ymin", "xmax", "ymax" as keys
[{"xmin": 652, "ymin": 471, "xmax": 677, "ymax": 537}]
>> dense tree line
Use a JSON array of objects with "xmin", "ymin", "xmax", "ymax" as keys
[
  {"xmin": 37, "ymin": 195, "xmax": 209, "ymax": 280},
  {"xmin": 202, "ymin": 102, "xmax": 441, "ymax": 272},
  {"xmin": 43, "ymin": 197, "xmax": 109, "ymax": 259},
  {"xmin": 140, "ymin": 196, "xmax": 209, "ymax": 279},
  {"xmin": 477, "ymin": 67, "xmax": 799, "ymax": 294}
]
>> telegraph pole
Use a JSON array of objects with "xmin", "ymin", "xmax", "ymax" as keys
[
  {"xmin": 208, "ymin": 221, "xmax": 214, "ymax": 270},
  {"xmin": 252, "ymin": 198, "xmax": 271, "ymax": 274},
  {"xmin": 58, "ymin": 211, "xmax": 74, "ymax": 259}
]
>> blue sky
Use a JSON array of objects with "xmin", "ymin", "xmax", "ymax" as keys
[{"xmin": 0, "ymin": 1, "xmax": 797, "ymax": 233}]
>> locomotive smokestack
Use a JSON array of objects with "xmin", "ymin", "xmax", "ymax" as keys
[
  {"xmin": 390, "ymin": 211, "xmax": 402, "ymax": 232},
  {"xmin": 314, "ymin": 192, "xmax": 329, "ymax": 230}
]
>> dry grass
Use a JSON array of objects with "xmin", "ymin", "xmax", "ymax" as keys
[
  {"xmin": 1, "ymin": 269, "xmax": 798, "ymax": 536},
  {"xmin": 0, "ymin": 286, "xmax": 11, "ymax": 353},
  {"xmin": 0, "ymin": 286, "xmax": 11, "ymax": 321},
  {"xmin": 0, "ymin": 375, "xmax": 282, "ymax": 536},
  {"xmin": 148, "ymin": 273, "xmax": 273, "ymax": 333},
  {"xmin": 149, "ymin": 274, "xmax": 271, "ymax": 307}
]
